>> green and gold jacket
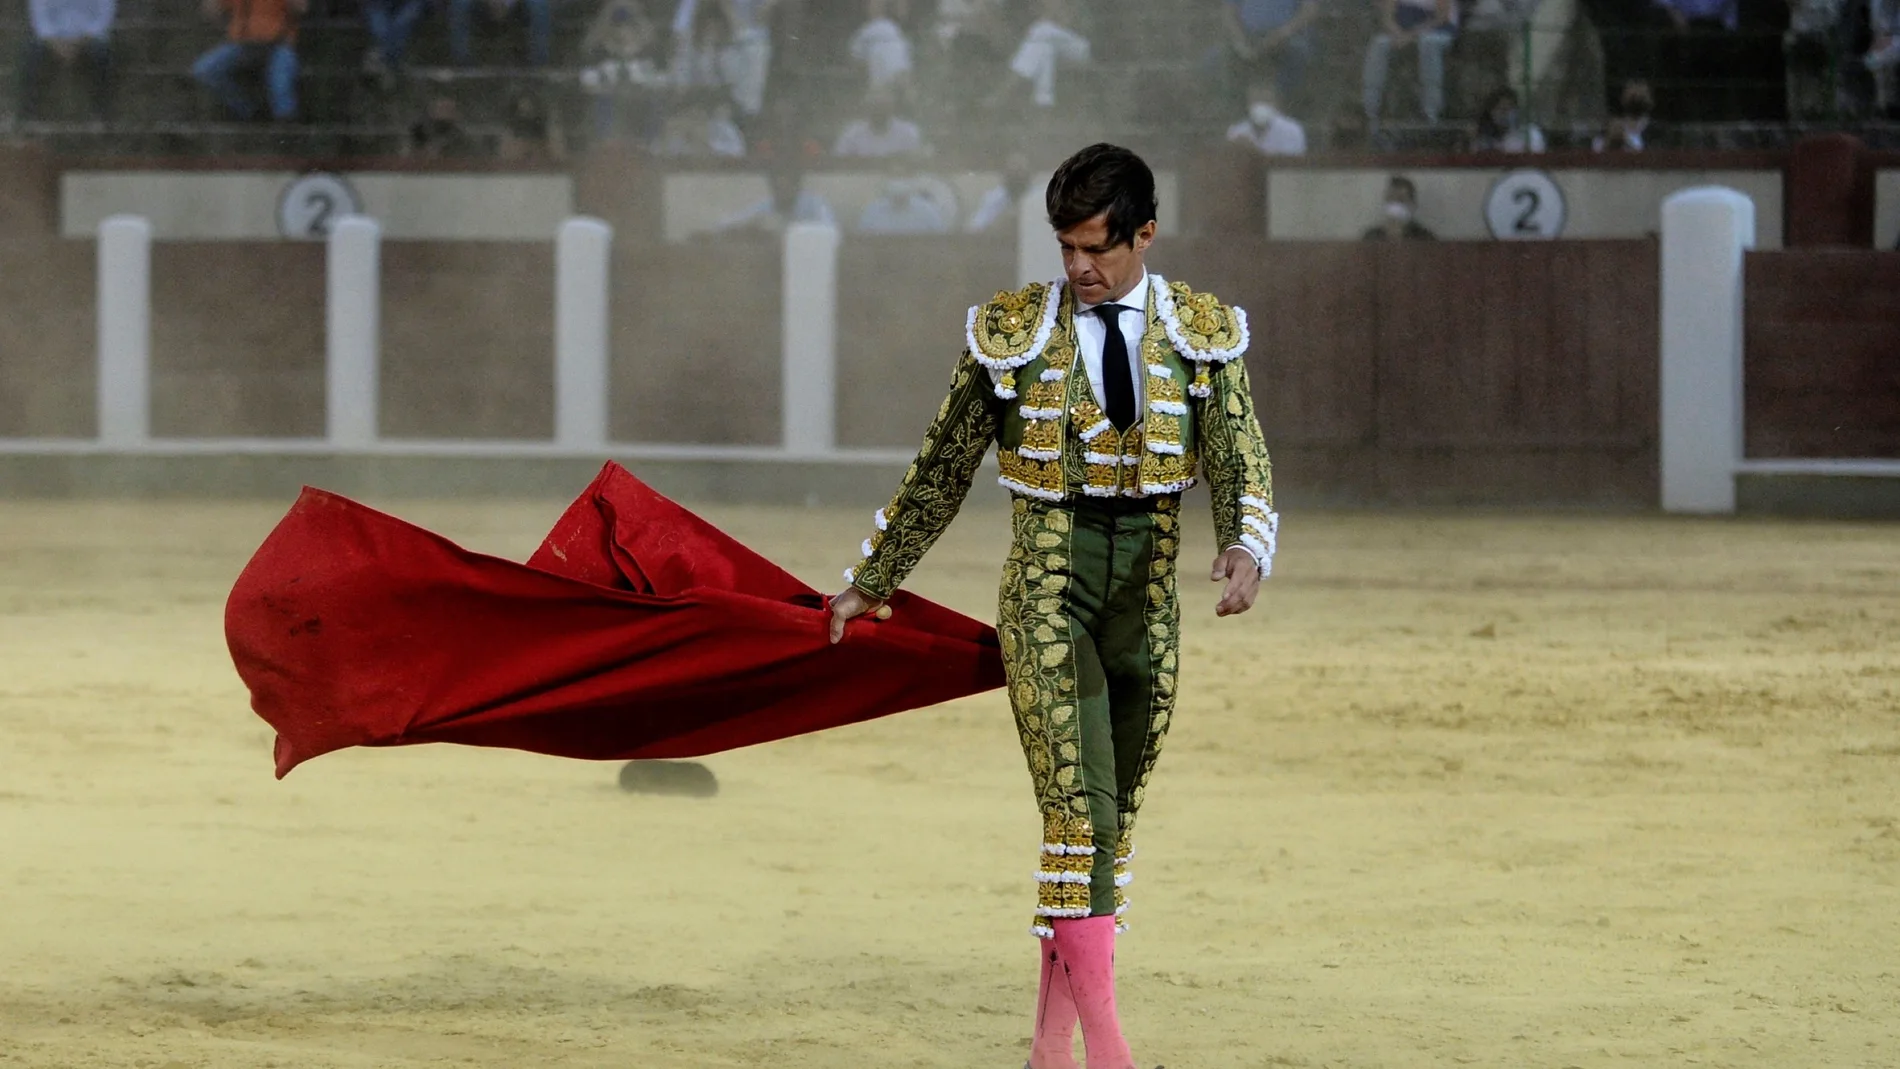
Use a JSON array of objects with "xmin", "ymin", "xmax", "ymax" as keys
[{"xmin": 846, "ymin": 275, "xmax": 1277, "ymax": 601}]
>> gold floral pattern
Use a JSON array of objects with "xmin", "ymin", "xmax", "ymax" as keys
[
  {"xmin": 849, "ymin": 353, "xmax": 1001, "ymax": 600},
  {"xmin": 1199, "ymin": 358, "xmax": 1276, "ymax": 566}
]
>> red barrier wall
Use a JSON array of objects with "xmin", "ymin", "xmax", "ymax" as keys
[{"xmin": 1745, "ymin": 250, "xmax": 1900, "ymax": 458}]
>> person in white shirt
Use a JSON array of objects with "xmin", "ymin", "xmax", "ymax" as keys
[
  {"xmin": 1362, "ymin": 0, "xmax": 1459, "ymax": 126},
  {"xmin": 651, "ymin": 91, "xmax": 746, "ymax": 157},
  {"xmin": 857, "ymin": 172, "xmax": 956, "ymax": 234},
  {"xmin": 1225, "ymin": 82, "xmax": 1307, "ymax": 156},
  {"xmin": 1007, "ymin": 0, "xmax": 1090, "ymax": 107},
  {"xmin": 850, "ymin": 0, "xmax": 914, "ymax": 96},
  {"xmin": 833, "ymin": 88, "xmax": 926, "ymax": 157},
  {"xmin": 22, "ymin": 0, "xmax": 115, "ymax": 120},
  {"xmin": 964, "ymin": 151, "xmax": 1032, "ymax": 232}
]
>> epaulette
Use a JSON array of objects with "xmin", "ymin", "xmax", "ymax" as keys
[
  {"xmin": 965, "ymin": 279, "xmax": 1063, "ymax": 371},
  {"xmin": 1151, "ymin": 276, "xmax": 1249, "ymax": 364}
]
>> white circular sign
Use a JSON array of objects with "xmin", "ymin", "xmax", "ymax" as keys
[
  {"xmin": 278, "ymin": 172, "xmax": 363, "ymax": 240},
  {"xmin": 1484, "ymin": 168, "xmax": 1566, "ymax": 240}
]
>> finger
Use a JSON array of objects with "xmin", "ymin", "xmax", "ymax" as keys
[
  {"xmin": 1210, "ymin": 557, "xmax": 1229, "ymax": 582},
  {"xmin": 828, "ymin": 608, "xmax": 846, "ymax": 645},
  {"xmin": 874, "ymin": 604, "xmax": 893, "ymax": 621}
]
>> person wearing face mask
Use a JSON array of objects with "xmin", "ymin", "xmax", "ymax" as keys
[
  {"xmin": 1468, "ymin": 86, "xmax": 1544, "ymax": 153},
  {"xmin": 829, "ymin": 143, "xmax": 1274, "ymax": 1069},
  {"xmin": 1594, "ymin": 79, "xmax": 1655, "ymax": 151},
  {"xmin": 1362, "ymin": 175, "xmax": 1436, "ymax": 240},
  {"xmin": 1226, "ymin": 81, "xmax": 1308, "ymax": 156}
]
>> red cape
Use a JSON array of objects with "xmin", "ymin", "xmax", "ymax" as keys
[{"xmin": 226, "ymin": 462, "xmax": 1005, "ymax": 778}]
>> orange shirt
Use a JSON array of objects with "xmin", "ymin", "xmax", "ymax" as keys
[{"xmin": 224, "ymin": 0, "xmax": 297, "ymax": 44}]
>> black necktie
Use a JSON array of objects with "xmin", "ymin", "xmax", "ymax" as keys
[{"xmin": 1094, "ymin": 303, "xmax": 1135, "ymax": 431}]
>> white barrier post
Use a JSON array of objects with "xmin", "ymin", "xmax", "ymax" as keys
[
  {"xmin": 96, "ymin": 214, "xmax": 152, "ymax": 447},
  {"xmin": 782, "ymin": 221, "xmax": 840, "ymax": 455},
  {"xmin": 326, "ymin": 215, "xmax": 381, "ymax": 449},
  {"xmin": 1659, "ymin": 187, "xmax": 1755, "ymax": 513},
  {"xmin": 1015, "ymin": 173, "xmax": 1059, "ymax": 287},
  {"xmin": 555, "ymin": 217, "xmax": 613, "ymax": 450}
]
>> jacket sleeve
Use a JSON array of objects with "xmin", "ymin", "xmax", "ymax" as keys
[
  {"xmin": 1198, "ymin": 358, "xmax": 1278, "ymax": 576},
  {"xmin": 845, "ymin": 352, "xmax": 1001, "ymax": 600}
]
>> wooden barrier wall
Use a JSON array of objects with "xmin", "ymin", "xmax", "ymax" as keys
[
  {"xmin": 836, "ymin": 237, "xmax": 1016, "ymax": 449},
  {"xmin": 1151, "ymin": 240, "xmax": 1661, "ymax": 505},
  {"xmin": 1744, "ymin": 250, "xmax": 1900, "ymax": 459}
]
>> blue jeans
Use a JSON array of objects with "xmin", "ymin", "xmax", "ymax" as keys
[
  {"xmin": 449, "ymin": 0, "xmax": 552, "ymax": 66},
  {"xmin": 193, "ymin": 41, "xmax": 298, "ymax": 120},
  {"xmin": 364, "ymin": 0, "xmax": 427, "ymax": 66}
]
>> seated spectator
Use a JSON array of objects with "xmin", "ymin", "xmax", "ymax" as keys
[
  {"xmin": 361, "ymin": 0, "xmax": 425, "ymax": 85},
  {"xmin": 1006, "ymin": 0, "xmax": 1090, "ymax": 107},
  {"xmin": 1783, "ymin": 0, "xmax": 1847, "ymax": 120},
  {"xmin": 1362, "ymin": 175, "xmax": 1435, "ymax": 240},
  {"xmin": 1214, "ymin": 0, "xmax": 1320, "ymax": 111},
  {"xmin": 720, "ymin": 0, "xmax": 778, "ymax": 118},
  {"xmin": 652, "ymin": 89, "xmax": 746, "ymax": 156},
  {"xmin": 850, "ymin": 0, "xmax": 915, "ymax": 97},
  {"xmin": 833, "ymin": 88, "xmax": 925, "ymax": 156},
  {"xmin": 714, "ymin": 160, "xmax": 839, "ymax": 232},
  {"xmin": 1226, "ymin": 81, "xmax": 1308, "ymax": 155},
  {"xmin": 1361, "ymin": 0, "xmax": 1458, "ymax": 129},
  {"xmin": 1593, "ymin": 78, "xmax": 1654, "ymax": 150},
  {"xmin": 1452, "ymin": 0, "xmax": 1537, "ymax": 117},
  {"xmin": 192, "ymin": 0, "xmax": 304, "ymax": 122},
  {"xmin": 858, "ymin": 168, "xmax": 957, "ymax": 234},
  {"xmin": 449, "ymin": 0, "xmax": 552, "ymax": 67},
  {"xmin": 1866, "ymin": 0, "xmax": 1900, "ymax": 117},
  {"xmin": 22, "ymin": 0, "xmax": 115, "ymax": 120},
  {"xmin": 579, "ymin": 0, "xmax": 672, "ymax": 143},
  {"xmin": 1468, "ymin": 86, "xmax": 1544, "ymax": 152},
  {"xmin": 409, "ymin": 91, "xmax": 479, "ymax": 157},
  {"xmin": 497, "ymin": 89, "xmax": 566, "ymax": 162},
  {"xmin": 672, "ymin": 0, "xmax": 753, "ymax": 117},
  {"xmin": 964, "ymin": 151, "xmax": 1032, "ymax": 231}
]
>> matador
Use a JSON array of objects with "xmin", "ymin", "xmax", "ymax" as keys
[{"xmin": 828, "ymin": 143, "xmax": 1277, "ymax": 1069}]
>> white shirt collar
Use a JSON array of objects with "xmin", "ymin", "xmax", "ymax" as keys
[{"xmin": 1073, "ymin": 270, "xmax": 1150, "ymax": 316}]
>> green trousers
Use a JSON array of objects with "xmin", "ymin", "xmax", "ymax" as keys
[{"xmin": 998, "ymin": 494, "xmax": 1183, "ymax": 937}]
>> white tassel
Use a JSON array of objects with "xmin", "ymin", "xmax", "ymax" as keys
[
  {"xmin": 1113, "ymin": 872, "xmax": 1133, "ymax": 888},
  {"xmin": 1040, "ymin": 368, "xmax": 1066, "ymax": 382},
  {"xmin": 1000, "ymin": 476, "xmax": 1066, "ymax": 501},
  {"xmin": 1017, "ymin": 447, "xmax": 1062, "ymax": 462},
  {"xmin": 993, "ymin": 381, "xmax": 1018, "ymax": 400},
  {"xmin": 1080, "ymin": 484, "xmax": 1121, "ymax": 498},
  {"xmin": 1041, "ymin": 842, "xmax": 1096, "ymax": 856},
  {"xmin": 874, "ymin": 508, "xmax": 888, "ymax": 531},
  {"xmin": 1188, "ymin": 381, "xmax": 1213, "ymax": 399},
  {"xmin": 1240, "ymin": 532, "xmax": 1271, "ymax": 576},
  {"xmin": 1241, "ymin": 494, "xmax": 1271, "ymax": 512},
  {"xmin": 1019, "ymin": 405, "xmax": 1064, "ymax": 421},
  {"xmin": 1141, "ymin": 478, "xmax": 1198, "ymax": 495},
  {"xmin": 1118, "ymin": 454, "xmax": 1142, "ymax": 467},
  {"xmin": 1077, "ymin": 419, "xmax": 1113, "ymax": 441},
  {"xmin": 861, "ymin": 538, "xmax": 874, "ymax": 558},
  {"xmin": 842, "ymin": 567, "xmax": 856, "ymax": 583},
  {"xmin": 1151, "ymin": 273, "xmax": 1250, "ymax": 364},
  {"xmin": 967, "ymin": 278, "xmax": 1066, "ymax": 371},
  {"xmin": 1145, "ymin": 364, "xmax": 1173, "ymax": 378},
  {"xmin": 1034, "ymin": 871, "xmax": 1094, "ymax": 884},
  {"xmin": 1148, "ymin": 400, "xmax": 1188, "ymax": 416},
  {"xmin": 1147, "ymin": 440, "xmax": 1185, "ymax": 456},
  {"xmin": 1083, "ymin": 451, "xmax": 1123, "ymax": 466},
  {"xmin": 1033, "ymin": 906, "xmax": 1095, "ymax": 919},
  {"xmin": 1030, "ymin": 924, "xmax": 1056, "ymax": 939}
]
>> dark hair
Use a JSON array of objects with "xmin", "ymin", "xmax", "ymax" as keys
[
  {"xmin": 1045, "ymin": 143, "xmax": 1157, "ymax": 247},
  {"xmin": 1475, "ymin": 86, "xmax": 1518, "ymax": 141},
  {"xmin": 1386, "ymin": 175, "xmax": 1417, "ymax": 202}
]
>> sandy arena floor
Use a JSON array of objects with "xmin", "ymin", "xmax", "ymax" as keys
[{"xmin": 1, "ymin": 494, "xmax": 1897, "ymax": 1068}]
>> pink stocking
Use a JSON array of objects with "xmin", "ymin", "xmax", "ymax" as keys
[
  {"xmin": 1050, "ymin": 915, "xmax": 1134, "ymax": 1069},
  {"xmin": 1029, "ymin": 938, "xmax": 1079, "ymax": 1069}
]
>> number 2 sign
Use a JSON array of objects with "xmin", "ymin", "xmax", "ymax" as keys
[
  {"xmin": 277, "ymin": 172, "xmax": 364, "ymax": 240},
  {"xmin": 1484, "ymin": 169, "xmax": 1566, "ymax": 240}
]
